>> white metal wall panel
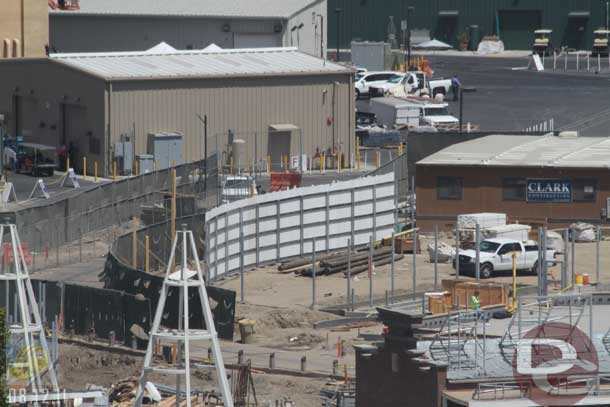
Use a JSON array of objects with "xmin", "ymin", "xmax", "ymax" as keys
[{"xmin": 205, "ymin": 172, "xmax": 395, "ymax": 280}]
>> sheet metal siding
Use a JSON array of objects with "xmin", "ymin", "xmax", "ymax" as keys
[
  {"xmin": 205, "ymin": 172, "xmax": 396, "ymax": 280},
  {"xmin": 0, "ymin": 59, "xmax": 107, "ymax": 170},
  {"xmin": 109, "ymin": 75, "xmax": 353, "ymax": 165},
  {"xmin": 329, "ymin": 0, "xmax": 605, "ymax": 50},
  {"xmin": 50, "ymin": 15, "xmax": 281, "ymax": 53}
]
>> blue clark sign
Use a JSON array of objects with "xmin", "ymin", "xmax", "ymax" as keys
[{"xmin": 527, "ymin": 179, "xmax": 572, "ymax": 202}]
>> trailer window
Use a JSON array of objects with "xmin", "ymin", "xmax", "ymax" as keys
[
  {"xmin": 503, "ymin": 178, "xmax": 526, "ymax": 201},
  {"xmin": 572, "ymin": 178, "xmax": 596, "ymax": 202},
  {"xmin": 437, "ymin": 177, "xmax": 463, "ymax": 200}
]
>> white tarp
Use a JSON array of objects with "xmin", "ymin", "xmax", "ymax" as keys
[
  {"xmin": 413, "ymin": 39, "xmax": 452, "ymax": 50},
  {"xmin": 570, "ymin": 222, "xmax": 597, "ymax": 242},
  {"xmin": 477, "ymin": 40, "xmax": 505, "ymax": 55},
  {"xmin": 427, "ymin": 241, "xmax": 455, "ymax": 263},
  {"xmin": 481, "ymin": 224, "xmax": 531, "ymax": 241},
  {"xmin": 146, "ymin": 42, "xmax": 177, "ymax": 53},
  {"xmin": 458, "ymin": 213, "xmax": 506, "ymax": 229},
  {"xmin": 546, "ymin": 230, "xmax": 564, "ymax": 252}
]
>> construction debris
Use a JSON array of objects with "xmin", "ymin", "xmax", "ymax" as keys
[{"xmin": 109, "ymin": 377, "xmax": 138, "ymax": 404}]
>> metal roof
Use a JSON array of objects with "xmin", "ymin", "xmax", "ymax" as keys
[
  {"xmin": 417, "ymin": 134, "xmax": 610, "ymax": 169},
  {"xmin": 49, "ymin": 47, "xmax": 352, "ymax": 81},
  {"xmin": 49, "ymin": 0, "xmax": 321, "ymax": 19}
]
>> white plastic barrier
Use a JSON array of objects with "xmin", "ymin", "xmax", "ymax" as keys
[{"xmin": 205, "ymin": 172, "xmax": 396, "ymax": 280}]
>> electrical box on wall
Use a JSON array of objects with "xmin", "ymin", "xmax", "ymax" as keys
[{"xmin": 147, "ymin": 132, "xmax": 184, "ymax": 170}]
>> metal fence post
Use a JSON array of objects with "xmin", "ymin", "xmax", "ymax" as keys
[
  {"xmin": 434, "ymin": 224, "xmax": 439, "ymax": 291},
  {"xmin": 562, "ymin": 228, "xmax": 569, "ymax": 289},
  {"xmin": 347, "ymin": 238, "xmax": 352, "ymax": 305},
  {"xmin": 390, "ymin": 233, "xmax": 395, "ymax": 304},
  {"xmin": 475, "ymin": 223, "xmax": 480, "ymax": 281},
  {"xmin": 571, "ymin": 226, "xmax": 575, "ymax": 287},
  {"xmin": 369, "ymin": 235, "xmax": 373, "ymax": 308},
  {"xmin": 312, "ymin": 238, "xmax": 317, "ymax": 309},
  {"xmin": 455, "ymin": 223, "xmax": 460, "ymax": 278},
  {"xmin": 412, "ymin": 230, "xmax": 417, "ymax": 295},
  {"xmin": 240, "ymin": 210, "xmax": 245, "ymax": 304},
  {"xmin": 596, "ymin": 225, "xmax": 600, "ymax": 284}
]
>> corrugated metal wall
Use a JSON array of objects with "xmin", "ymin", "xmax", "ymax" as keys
[
  {"xmin": 108, "ymin": 74, "xmax": 354, "ymax": 171},
  {"xmin": 329, "ymin": 0, "xmax": 606, "ymax": 50}
]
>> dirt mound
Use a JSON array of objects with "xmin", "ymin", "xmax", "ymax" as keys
[{"xmin": 235, "ymin": 305, "xmax": 331, "ymax": 335}]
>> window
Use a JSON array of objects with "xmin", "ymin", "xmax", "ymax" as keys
[
  {"xmin": 503, "ymin": 178, "xmax": 526, "ymax": 201},
  {"xmin": 480, "ymin": 241, "xmax": 501, "ymax": 253},
  {"xmin": 498, "ymin": 243, "xmax": 521, "ymax": 255},
  {"xmin": 572, "ymin": 178, "xmax": 596, "ymax": 202},
  {"xmin": 437, "ymin": 177, "xmax": 463, "ymax": 200},
  {"xmin": 524, "ymin": 245, "xmax": 538, "ymax": 252}
]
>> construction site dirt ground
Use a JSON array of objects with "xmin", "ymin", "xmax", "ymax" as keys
[
  {"xmin": 57, "ymin": 343, "xmax": 330, "ymax": 406},
  {"xmin": 39, "ymin": 234, "xmax": 610, "ymax": 406},
  {"xmin": 217, "ymin": 235, "xmax": 608, "ymax": 310}
]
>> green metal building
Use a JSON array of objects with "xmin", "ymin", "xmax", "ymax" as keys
[{"xmin": 329, "ymin": 0, "xmax": 608, "ymax": 51}]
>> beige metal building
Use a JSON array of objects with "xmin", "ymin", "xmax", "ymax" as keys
[
  {"xmin": 0, "ymin": 47, "xmax": 354, "ymax": 175},
  {"xmin": 50, "ymin": 0, "xmax": 327, "ymax": 57},
  {"xmin": 1, "ymin": 0, "xmax": 48, "ymax": 58}
]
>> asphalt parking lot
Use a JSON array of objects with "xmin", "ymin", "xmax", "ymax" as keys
[{"xmin": 422, "ymin": 54, "xmax": 610, "ymax": 135}]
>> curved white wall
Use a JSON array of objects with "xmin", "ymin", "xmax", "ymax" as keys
[{"xmin": 205, "ymin": 172, "xmax": 396, "ymax": 281}]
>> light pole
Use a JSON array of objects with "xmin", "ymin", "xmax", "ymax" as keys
[
  {"xmin": 315, "ymin": 14, "xmax": 325, "ymax": 58},
  {"xmin": 406, "ymin": 6, "xmax": 415, "ymax": 69},
  {"xmin": 459, "ymin": 87, "xmax": 477, "ymax": 133},
  {"xmin": 335, "ymin": 8, "xmax": 343, "ymax": 61}
]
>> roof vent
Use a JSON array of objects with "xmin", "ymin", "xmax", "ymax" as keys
[{"xmin": 558, "ymin": 131, "xmax": 579, "ymax": 138}]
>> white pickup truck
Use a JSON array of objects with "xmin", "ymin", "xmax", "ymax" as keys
[
  {"xmin": 369, "ymin": 71, "xmax": 452, "ymax": 98},
  {"xmin": 452, "ymin": 238, "xmax": 557, "ymax": 279}
]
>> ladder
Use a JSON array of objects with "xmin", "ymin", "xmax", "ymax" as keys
[{"xmin": 134, "ymin": 227, "xmax": 234, "ymax": 407}]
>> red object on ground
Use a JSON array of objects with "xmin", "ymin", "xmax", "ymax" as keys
[
  {"xmin": 270, "ymin": 172, "xmax": 302, "ymax": 192},
  {"xmin": 3, "ymin": 242, "xmax": 31, "ymax": 266}
]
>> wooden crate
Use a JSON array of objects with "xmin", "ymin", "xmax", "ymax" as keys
[
  {"xmin": 440, "ymin": 279, "xmax": 509, "ymax": 309},
  {"xmin": 453, "ymin": 282, "xmax": 509, "ymax": 309},
  {"xmin": 427, "ymin": 292, "xmax": 452, "ymax": 314}
]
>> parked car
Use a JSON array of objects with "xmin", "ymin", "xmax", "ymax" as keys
[
  {"xmin": 452, "ymin": 238, "xmax": 557, "ymax": 279},
  {"xmin": 354, "ymin": 71, "xmax": 399, "ymax": 99},
  {"xmin": 221, "ymin": 175, "xmax": 257, "ymax": 204}
]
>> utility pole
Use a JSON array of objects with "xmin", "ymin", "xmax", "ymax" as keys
[
  {"xmin": 335, "ymin": 8, "xmax": 343, "ymax": 61},
  {"xmin": 406, "ymin": 6, "xmax": 415, "ymax": 69}
]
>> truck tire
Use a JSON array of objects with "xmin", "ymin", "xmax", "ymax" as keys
[
  {"xmin": 481, "ymin": 263, "xmax": 493, "ymax": 279},
  {"xmin": 433, "ymin": 88, "xmax": 446, "ymax": 98},
  {"xmin": 531, "ymin": 261, "xmax": 539, "ymax": 275},
  {"xmin": 355, "ymin": 89, "xmax": 361, "ymax": 99}
]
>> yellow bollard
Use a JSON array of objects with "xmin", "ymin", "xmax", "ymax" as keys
[
  {"xmin": 135, "ymin": 159, "xmax": 139, "ymax": 176},
  {"xmin": 132, "ymin": 216, "xmax": 138, "ymax": 269},
  {"xmin": 338, "ymin": 153, "xmax": 342, "ymax": 173},
  {"xmin": 94, "ymin": 161, "xmax": 98, "ymax": 182},
  {"xmin": 154, "ymin": 160, "xmax": 158, "ymax": 172},
  {"xmin": 267, "ymin": 155, "xmax": 271, "ymax": 175},
  {"xmin": 145, "ymin": 235, "xmax": 150, "ymax": 273},
  {"xmin": 356, "ymin": 152, "xmax": 361, "ymax": 173},
  {"xmin": 113, "ymin": 160, "xmax": 117, "ymax": 181},
  {"xmin": 376, "ymin": 151, "xmax": 380, "ymax": 169},
  {"xmin": 67, "ymin": 157, "xmax": 71, "ymax": 171},
  {"xmin": 83, "ymin": 157, "xmax": 87, "ymax": 179}
]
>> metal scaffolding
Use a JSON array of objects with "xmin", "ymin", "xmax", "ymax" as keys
[
  {"xmin": 134, "ymin": 227, "xmax": 234, "ymax": 407},
  {"xmin": 1, "ymin": 223, "xmax": 59, "ymax": 393}
]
